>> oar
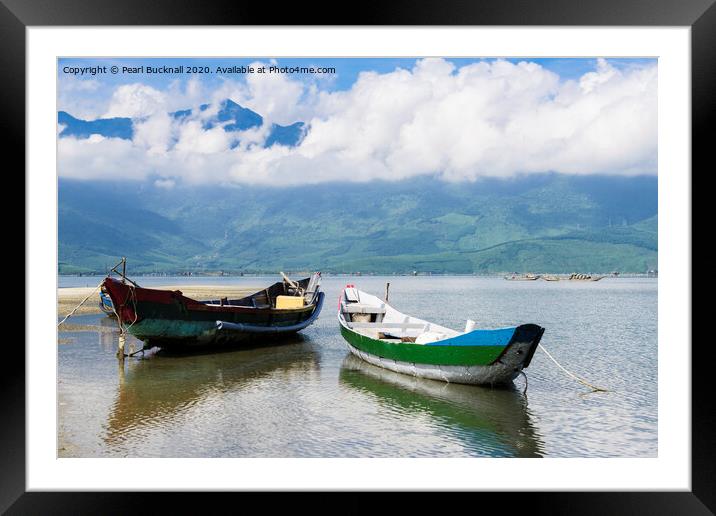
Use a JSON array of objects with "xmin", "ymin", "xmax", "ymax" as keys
[
  {"xmin": 280, "ymin": 271, "xmax": 304, "ymax": 296},
  {"xmin": 280, "ymin": 271, "xmax": 299, "ymax": 288}
]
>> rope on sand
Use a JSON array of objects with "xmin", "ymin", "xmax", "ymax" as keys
[
  {"xmin": 57, "ymin": 282, "xmax": 103, "ymax": 327},
  {"xmin": 538, "ymin": 343, "xmax": 609, "ymax": 393}
]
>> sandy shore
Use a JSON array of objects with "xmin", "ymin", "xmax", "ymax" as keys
[{"xmin": 58, "ymin": 284, "xmax": 259, "ymax": 318}]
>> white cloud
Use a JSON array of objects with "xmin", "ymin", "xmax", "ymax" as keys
[
  {"xmin": 57, "ymin": 76, "xmax": 106, "ymax": 119},
  {"xmin": 154, "ymin": 178, "xmax": 176, "ymax": 189},
  {"xmin": 241, "ymin": 61, "xmax": 306, "ymax": 125},
  {"xmin": 133, "ymin": 112, "xmax": 174, "ymax": 155},
  {"xmin": 174, "ymin": 120, "xmax": 232, "ymax": 154},
  {"xmin": 104, "ymin": 84, "xmax": 167, "ymax": 118},
  {"xmin": 164, "ymin": 76, "xmax": 208, "ymax": 113},
  {"xmin": 579, "ymin": 58, "xmax": 618, "ymax": 94},
  {"xmin": 207, "ymin": 65, "xmax": 311, "ymax": 126},
  {"xmin": 58, "ymin": 58, "xmax": 658, "ymax": 186},
  {"xmin": 58, "ymin": 135, "xmax": 151, "ymax": 181}
]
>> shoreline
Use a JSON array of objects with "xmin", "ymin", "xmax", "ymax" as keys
[{"xmin": 57, "ymin": 285, "xmax": 259, "ymax": 317}]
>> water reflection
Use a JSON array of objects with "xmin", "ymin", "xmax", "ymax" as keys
[
  {"xmin": 59, "ymin": 277, "xmax": 657, "ymax": 457},
  {"xmin": 339, "ymin": 354, "xmax": 544, "ymax": 457},
  {"xmin": 99, "ymin": 316, "xmax": 123, "ymax": 352},
  {"xmin": 104, "ymin": 334, "xmax": 320, "ymax": 448}
]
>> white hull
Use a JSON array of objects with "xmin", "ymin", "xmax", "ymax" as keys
[{"xmin": 346, "ymin": 341, "xmax": 534, "ymax": 386}]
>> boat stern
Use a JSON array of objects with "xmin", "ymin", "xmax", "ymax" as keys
[{"xmin": 493, "ymin": 323, "xmax": 545, "ymax": 375}]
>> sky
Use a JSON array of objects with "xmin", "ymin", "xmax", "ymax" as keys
[{"xmin": 57, "ymin": 57, "xmax": 658, "ymax": 186}]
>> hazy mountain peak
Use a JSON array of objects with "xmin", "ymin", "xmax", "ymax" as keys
[
  {"xmin": 58, "ymin": 99, "xmax": 304, "ymax": 148},
  {"xmin": 212, "ymin": 98, "xmax": 263, "ymax": 131}
]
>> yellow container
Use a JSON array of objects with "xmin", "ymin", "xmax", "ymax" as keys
[{"xmin": 275, "ymin": 295, "xmax": 305, "ymax": 309}]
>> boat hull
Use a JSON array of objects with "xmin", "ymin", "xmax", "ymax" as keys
[
  {"xmin": 102, "ymin": 277, "xmax": 323, "ymax": 349},
  {"xmin": 345, "ymin": 341, "xmax": 535, "ymax": 385},
  {"xmin": 340, "ymin": 323, "xmax": 544, "ymax": 386}
]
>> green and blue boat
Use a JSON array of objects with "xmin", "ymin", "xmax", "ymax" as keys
[{"xmin": 338, "ymin": 285, "xmax": 545, "ymax": 386}]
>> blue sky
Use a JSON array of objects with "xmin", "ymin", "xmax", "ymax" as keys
[
  {"xmin": 57, "ymin": 57, "xmax": 658, "ymax": 185},
  {"xmin": 58, "ymin": 57, "xmax": 656, "ymax": 111}
]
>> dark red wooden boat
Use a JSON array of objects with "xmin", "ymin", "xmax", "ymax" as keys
[{"xmin": 102, "ymin": 272, "xmax": 324, "ymax": 350}]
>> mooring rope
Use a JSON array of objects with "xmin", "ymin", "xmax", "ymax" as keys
[
  {"xmin": 538, "ymin": 343, "xmax": 609, "ymax": 393},
  {"xmin": 57, "ymin": 282, "xmax": 103, "ymax": 327}
]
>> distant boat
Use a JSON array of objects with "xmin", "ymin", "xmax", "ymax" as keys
[
  {"xmin": 99, "ymin": 287, "xmax": 116, "ymax": 317},
  {"xmin": 102, "ymin": 270, "xmax": 324, "ymax": 350},
  {"xmin": 541, "ymin": 275, "xmax": 561, "ymax": 281},
  {"xmin": 338, "ymin": 285, "xmax": 544, "ymax": 386},
  {"xmin": 504, "ymin": 273, "xmax": 540, "ymax": 281},
  {"xmin": 568, "ymin": 273, "xmax": 604, "ymax": 281}
]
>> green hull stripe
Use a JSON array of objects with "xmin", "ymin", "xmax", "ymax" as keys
[
  {"xmin": 340, "ymin": 324, "xmax": 505, "ymax": 366},
  {"xmin": 129, "ymin": 318, "xmax": 217, "ymax": 340},
  {"xmin": 126, "ymin": 298, "xmax": 317, "ymax": 341}
]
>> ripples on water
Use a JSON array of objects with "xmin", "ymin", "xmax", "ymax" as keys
[{"xmin": 58, "ymin": 276, "xmax": 657, "ymax": 458}]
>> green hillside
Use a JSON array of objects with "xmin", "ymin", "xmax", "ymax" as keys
[{"xmin": 58, "ymin": 174, "xmax": 657, "ymax": 274}]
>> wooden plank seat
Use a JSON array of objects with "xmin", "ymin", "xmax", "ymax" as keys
[
  {"xmin": 348, "ymin": 322, "xmax": 427, "ymax": 329},
  {"xmin": 342, "ymin": 303, "xmax": 386, "ymax": 314}
]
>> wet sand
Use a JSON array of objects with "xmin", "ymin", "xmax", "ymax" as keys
[{"xmin": 58, "ymin": 285, "xmax": 259, "ymax": 317}]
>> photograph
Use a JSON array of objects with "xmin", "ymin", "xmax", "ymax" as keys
[{"xmin": 56, "ymin": 56, "xmax": 659, "ymax": 459}]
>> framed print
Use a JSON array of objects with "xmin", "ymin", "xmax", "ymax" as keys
[{"xmin": 11, "ymin": 0, "xmax": 708, "ymax": 512}]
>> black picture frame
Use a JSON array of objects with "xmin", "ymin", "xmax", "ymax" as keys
[{"xmin": 10, "ymin": 0, "xmax": 707, "ymax": 512}]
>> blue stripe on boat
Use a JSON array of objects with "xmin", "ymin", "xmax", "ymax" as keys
[
  {"xmin": 427, "ymin": 327, "xmax": 516, "ymax": 347},
  {"xmin": 99, "ymin": 291, "xmax": 114, "ymax": 312}
]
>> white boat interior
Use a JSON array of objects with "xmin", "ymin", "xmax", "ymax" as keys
[{"xmin": 339, "ymin": 288, "xmax": 460, "ymax": 344}]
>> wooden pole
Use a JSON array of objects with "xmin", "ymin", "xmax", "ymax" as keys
[
  {"xmin": 385, "ymin": 282, "xmax": 390, "ymax": 302},
  {"xmin": 121, "ymin": 257, "xmax": 126, "ymax": 284},
  {"xmin": 117, "ymin": 333, "xmax": 125, "ymax": 360}
]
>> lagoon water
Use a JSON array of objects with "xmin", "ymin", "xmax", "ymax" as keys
[{"xmin": 58, "ymin": 276, "xmax": 657, "ymax": 458}]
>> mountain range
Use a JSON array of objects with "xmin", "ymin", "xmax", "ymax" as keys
[
  {"xmin": 58, "ymin": 173, "xmax": 658, "ymax": 275},
  {"xmin": 58, "ymin": 99, "xmax": 306, "ymax": 148}
]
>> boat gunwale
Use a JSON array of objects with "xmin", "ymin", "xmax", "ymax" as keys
[
  {"xmin": 338, "ymin": 315, "xmax": 515, "ymax": 351},
  {"xmin": 337, "ymin": 287, "xmax": 517, "ymax": 349},
  {"xmin": 103, "ymin": 275, "xmax": 321, "ymax": 316}
]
